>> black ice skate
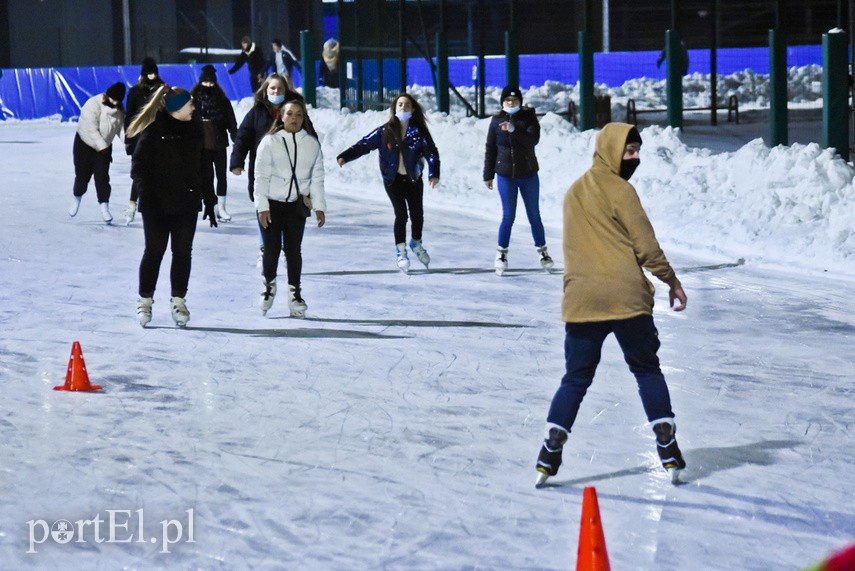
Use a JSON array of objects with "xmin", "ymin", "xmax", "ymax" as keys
[
  {"xmin": 653, "ymin": 419, "xmax": 686, "ymax": 484},
  {"xmin": 535, "ymin": 426, "xmax": 568, "ymax": 488}
]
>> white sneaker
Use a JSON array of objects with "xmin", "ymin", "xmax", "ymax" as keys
[
  {"xmin": 260, "ymin": 279, "xmax": 277, "ymax": 315},
  {"xmin": 396, "ymin": 243, "xmax": 410, "ymax": 273},
  {"xmin": 495, "ymin": 247, "xmax": 509, "ymax": 276},
  {"xmin": 69, "ymin": 196, "xmax": 81, "ymax": 217},
  {"xmin": 288, "ymin": 284, "xmax": 307, "ymax": 318},
  {"xmin": 99, "ymin": 202, "xmax": 113, "ymax": 224},
  {"xmin": 409, "ymin": 239, "xmax": 430, "ymax": 268},
  {"xmin": 216, "ymin": 197, "xmax": 232, "ymax": 222},
  {"xmin": 537, "ymin": 246, "xmax": 554, "ymax": 273},
  {"xmin": 137, "ymin": 297, "xmax": 153, "ymax": 328},
  {"xmin": 170, "ymin": 296, "xmax": 190, "ymax": 328},
  {"xmin": 124, "ymin": 201, "xmax": 137, "ymax": 225}
]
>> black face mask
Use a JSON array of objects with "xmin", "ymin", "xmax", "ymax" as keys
[{"xmin": 619, "ymin": 158, "xmax": 640, "ymax": 180}]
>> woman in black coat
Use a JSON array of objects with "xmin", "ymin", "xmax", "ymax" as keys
[
  {"xmin": 482, "ymin": 85, "xmax": 553, "ymax": 276},
  {"xmin": 127, "ymin": 86, "xmax": 218, "ymax": 328}
]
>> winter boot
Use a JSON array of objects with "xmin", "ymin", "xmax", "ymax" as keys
[
  {"xmin": 124, "ymin": 201, "xmax": 137, "ymax": 225},
  {"xmin": 137, "ymin": 297, "xmax": 153, "ymax": 328},
  {"xmin": 99, "ymin": 202, "xmax": 113, "ymax": 224},
  {"xmin": 653, "ymin": 418, "xmax": 686, "ymax": 483},
  {"xmin": 495, "ymin": 247, "xmax": 509, "ymax": 276},
  {"xmin": 260, "ymin": 278, "xmax": 277, "ymax": 315},
  {"xmin": 396, "ymin": 243, "xmax": 410, "ymax": 273},
  {"xmin": 535, "ymin": 425, "xmax": 569, "ymax": 487},
  {"xmin": 288, "ymin": 284, "xmax": 308, "ymax": 318},
  {"xmin": 537, "ymin": 246, "xmax": 554, "ymax": 273},
  {"xmin": 409, "ymin": 239, "xmax": 430, "ymax": 268},
  {"xmin": 69, "ymin": 196, "xmax": 82, "ymax": 217},
  {"xmin": 170, "ymin": 296, "xmax": 190, "ymax": 328},
  {"xmin": 215, "ymin": 196, "xmax": 232, "ymax": 222}
]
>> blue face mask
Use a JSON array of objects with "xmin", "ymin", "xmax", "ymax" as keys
[
  {"xmin": 268, "ymin": 94, "xmax": 285, "ymax": 105},
  {"xmin": 503, "ymin": 104, "xmax": 521, "ymax": 115},
  {"xmin": 395, "ymin": 110, "xmax": 412, "ymax": 123}
]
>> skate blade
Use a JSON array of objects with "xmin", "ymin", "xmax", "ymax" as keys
[
  {"xmin": 535, "ymin": 471, "xmax": 550, "ymax": 488},
  {"xmin": 290, "ymin": 310, "xmax": 306, "ymax": 318},
  {"xmin": 495, "ymin": 268, "xmax": 505, "ymax": 276}
]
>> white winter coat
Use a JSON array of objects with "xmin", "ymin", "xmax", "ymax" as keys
[
  {"xmin": 254, "ymin": 128, "xmax": 326, "ymax": 213},
  {"xmin": 76, "ymin": 94, "xmax": 124, "ymax": 151}
]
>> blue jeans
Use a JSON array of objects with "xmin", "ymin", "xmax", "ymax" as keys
[
  {"xmin": 547, "ymin": 315, "xmax": 675, "ymax": 432},
  {"xmin": 496, "ymin": 174, "xmax": 545, "ymax": 248}
]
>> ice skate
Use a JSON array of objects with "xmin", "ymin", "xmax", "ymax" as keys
[
  {"xmin": 215, "ymin": 196, "xmax": 232, "ymax": 222},
  {"xmin": 495, "ymin": 247, "xmax": 509, "ymax": 276},
  {"xmin": 170, "ymin": 296, "xmax": 190, "ymax": 328},
  {"xmin": 535, "ymin": 426, "xmax": 568, "ymax": 488},
  {"xmin": 256, "ymin": 247, "xmax": 264, "ymax": 269},
  {"xmin": 260, "ymin": 278, "xmax": 276, "ymax": 316},
  {"xmin": 396, "ymin": 243, "xmax": 410, "ymax": 273},
  {"xmin": 99, "ymin": 202, "xmax": 113, "ymax": 224},
  {"xmin": 537, "ymin": 246, "xmax": 554, "ymax": 273},
  {"xmin": 409, "ymin": 239, "xmax": 430, "ymax": 269},
  {"xmin": 137, "ymin": 297, "xmax": 153, "ymax": 328},
  {"xmin": 288, "ymin": 284, "xmax": 307, "ymax": 318},
  {"xmin": 124, "ymin": 201, "xmax": 137, "ymax": 225},
  {"xmin": 653, "ymin": 419, "xmax": 686, "ymax": 484},
  {"xmin": 68, "ymin": 196, "xmax": 81, "ymax": 217}
]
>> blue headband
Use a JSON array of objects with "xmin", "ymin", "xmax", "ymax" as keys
[{"xmin": 165, "ymin": 91, "xmax": 191, "ymax": 112}]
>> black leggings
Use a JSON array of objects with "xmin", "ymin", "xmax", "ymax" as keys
[
  {"xmin": 383, "ymin": 174, "xmax": 424, "ymax": 245},
  {"xmin": 139, "ymin": 210, "xmax": 198, "ymax": 298},
  {"xmin": 72, "ymin": 133, "xmax": 112, "ymax": 203},
  {"xmin": 201, "ymin": 148, "xmax": 228, "ymax": 197},
  {"xmin": 261, "ymin": 200, "xmax": 307, "ymax": 287}
]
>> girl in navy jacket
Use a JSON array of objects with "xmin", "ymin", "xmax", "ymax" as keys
[{"xmin": 336, "ymin": 93, "xmax": 440, "ymax": 273}]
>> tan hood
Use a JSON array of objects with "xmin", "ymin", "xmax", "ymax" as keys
[{"xmin": 592, "ymin": 122, "xmax": 634, "ymax": 176}]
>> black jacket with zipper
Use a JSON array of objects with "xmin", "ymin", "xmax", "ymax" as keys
[{"xmin": 482, "ymin": 106, "xmax": 540, "ymax": 181}]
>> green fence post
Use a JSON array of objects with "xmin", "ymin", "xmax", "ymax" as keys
[
  {"xmin": 436, "ymin": 31, "xmax": 449, "ymax": 113},
  {"xmin": 666, "ymin": 29, "xmax": 683, "ymax": 129},
  {"xmin": 505, "ymin": 30, "xmax": 519, "ymax": 89},
  {"xmin": 823, "ymin": 31, "xmax": 849, "ymax": 158},
  {"xmin": 300, "ymin": 30, "xmax": 316, "ymax": 108},
  {"xmin": 578, "ymin": 31, "xmax": 594, "ymax": 131},
  {"xmin": 769, "ymin": 29, "xmax": 788, "ymax": 146}
]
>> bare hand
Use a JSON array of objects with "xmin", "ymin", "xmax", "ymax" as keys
[
  {"xmin": 499, "ymin": 121, "xmax": 510, "ymax": 132},
  {"xmin": 315, "ymin": 211, "xmax": 326, "ymax": 227},
  {"xmin": 257, "ymin": 210, "xmax": 271, "ymax": 229},
  {"xmin": 231, "ymin": 167, "xmax": 243, "ymax": 176},
  {"xmin": 429, "ymin": 177, "xmax": 439, "ymax": 189},
  {"xmin": 670, "ymin": 286, "xmax": 687, "ymax": 312},
  {"xmin": 337, "ymin": 158, "xmax": 345, "ymax": 167},
  {"xmin": 484, "ymin": 179, "xmax": 493, "ymax": 190}
]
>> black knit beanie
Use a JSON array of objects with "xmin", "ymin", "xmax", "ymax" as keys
[
  {"xmin": 625, "ymin": 126, "xmax": 643, "ymax": 146},
  {"xmin": 141, "ymin": 57, "xmax": 158, "ymax": 77},
  {"xmin": 199, "ymin": 64, "xmax": 217, "ymax": 84},
  {"xmin": 500, "ymin": 85, "xmax": 523, "ymax": 104},
  {"xmin": 105, "ymin": 82, "xmax": 126, "ymax": 102}
]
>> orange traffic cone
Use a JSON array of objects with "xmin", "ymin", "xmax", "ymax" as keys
[
  {"xmin": 54, "ymin": 341, "xmax": 102, "ymax": 392},
  {"xmin": 576, "ymin": 486, "xmax": 610, "ymax": 571}
]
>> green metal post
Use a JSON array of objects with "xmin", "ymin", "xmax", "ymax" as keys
[
  {"xmin": 436, "ymin": 31, "xmax": 449, "ymax": 113},
  {"xmin": 300, "ymin": 30, "xmax": 316, "ymax": 108},
  {"xmin": 505, "ymin": 31, "xmax": 519, "ymax": 89},
  {"xmin": 823, "ymin": 31, "xmax": 849, "ymax": 157},
  {"xmin": 666, "ymin": 29, "xmax": 683, "ymax": 129},
  {"xmin": 768, "ymin": 29, "xmax": 787, "ymax": 146},
  {"xmin": 337, "ymin": 0, "xmax": 346, "ymax": 110},
  {"xmin": 578, "ymin": 31, "xmax": 594, "ymax": 131}
]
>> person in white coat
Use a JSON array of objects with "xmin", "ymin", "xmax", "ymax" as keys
[
  {"xmin": 254, "ymin": 98, "xmax": 326, "ymax": 318},
  {"xmin": 69, "ymin": 82, "xmax": 126, "ymax": 223}
]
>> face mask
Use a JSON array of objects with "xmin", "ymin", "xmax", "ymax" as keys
[
  {"xmin": 503, "ymin": 104, "xmax": 521, "ymax": 115},
  {"xmin": 268, "ymin": 94, "xmax": 285, "ymax": 105},
  {"xmin": 619, "ymin": 158, "xmax": 640, "ymax": 180},
  {"xmin": 395, "ymin": 110, "xmax": 412, "ymax": 123}
]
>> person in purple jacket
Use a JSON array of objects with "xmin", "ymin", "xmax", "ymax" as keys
[{"xmin": 336, "ymin": 93, "xmax": 440, "ymax": 273}]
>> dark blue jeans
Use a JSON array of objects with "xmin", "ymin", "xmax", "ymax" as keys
[
  {"xmin": 496, "ymin": 173, "xmax": 545, "ymax": 249},
  {"xmin": 547, "ymin": 315, "xmax": 675, "ymax": 432}
]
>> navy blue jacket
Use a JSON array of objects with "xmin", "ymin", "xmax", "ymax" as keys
[
  {"xmin": 337, "ymin": 123, "xmax": 440, "ymax": 183},
  {"xmin": 483, "ymin": 106, "xmax": 540, "ymax": 181},
  {"xmin": 229, "ymin": 103, "xmax": 276, "ymax": 200}
]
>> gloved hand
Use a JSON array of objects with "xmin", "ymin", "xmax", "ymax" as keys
[{"xmin": 203, "ymin": 200, "xmax": 218, "ymax": 228}]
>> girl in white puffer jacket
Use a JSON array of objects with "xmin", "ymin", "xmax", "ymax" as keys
[{"xmin": 254, "ymin": 98, "xmax": 326, "ymax": 318}]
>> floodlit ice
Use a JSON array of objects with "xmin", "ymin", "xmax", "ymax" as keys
[{"xmin": 1, "ymin": 76, "xmax": 853, "ymax": 569}]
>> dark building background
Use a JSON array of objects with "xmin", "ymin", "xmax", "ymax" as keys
[{"xmin": 0, "ymin": 0, "xmax": 845, "ymax": 69}]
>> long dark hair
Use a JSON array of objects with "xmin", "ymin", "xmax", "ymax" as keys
[
  {"xmin": 266, "ymin": 98, "xmax": 318, "ymax": 139},
  {"xmin": 190, "ymin": 81, "xmax": 230, "ymax": 107},
  {"xmin": 382, "ymin": 93, "xmax": 430, "ymax": 147}
]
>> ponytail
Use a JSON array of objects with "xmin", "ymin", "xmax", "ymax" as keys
[{"xmin": 127, "ymin": 86, "xmax": 192, "ymax": 138}]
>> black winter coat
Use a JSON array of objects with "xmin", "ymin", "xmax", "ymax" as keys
[
  {"xmin": 193, "ymin": 86, "xmax": 237, "ymax": 150},
  {"xmin": 482, "ymin": 106, "xmax": 540, "ymax": 181},
  {"xmin": 124, "ymin": 79, "xmax": 164, "ymax": 155},
  {"xmin": 131, "ymin": 112, "xmax": 210, "ymax": 216},
  {"xmin": 229, "ymin": 103, "xmax": 276, "ymax": 201}
]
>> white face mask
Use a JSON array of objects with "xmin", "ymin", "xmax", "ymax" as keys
[
  {"xmin": 503, "ymin": 104, "xmax": 521, "ymax": 115},
  {"xmin": 395, "ymin": 110, "xmax": 412, "ymax": 123}
]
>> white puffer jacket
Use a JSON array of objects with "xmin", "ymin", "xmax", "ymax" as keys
[
  {"xmin": 254, "ymin": 129, "xmax": 326, "ymax": 213},
  {"xmin": 76, "ymin": 94, "xmax": 124, "ymax": 151}
]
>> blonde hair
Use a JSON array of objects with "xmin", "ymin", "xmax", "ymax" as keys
[
  {"xmin": 253, "ymin": 73, "xmax": 296, "ymax": 107},
  {"xmin": 126, "ymin": 86, "xmax": 191, "ymax": 139}
]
